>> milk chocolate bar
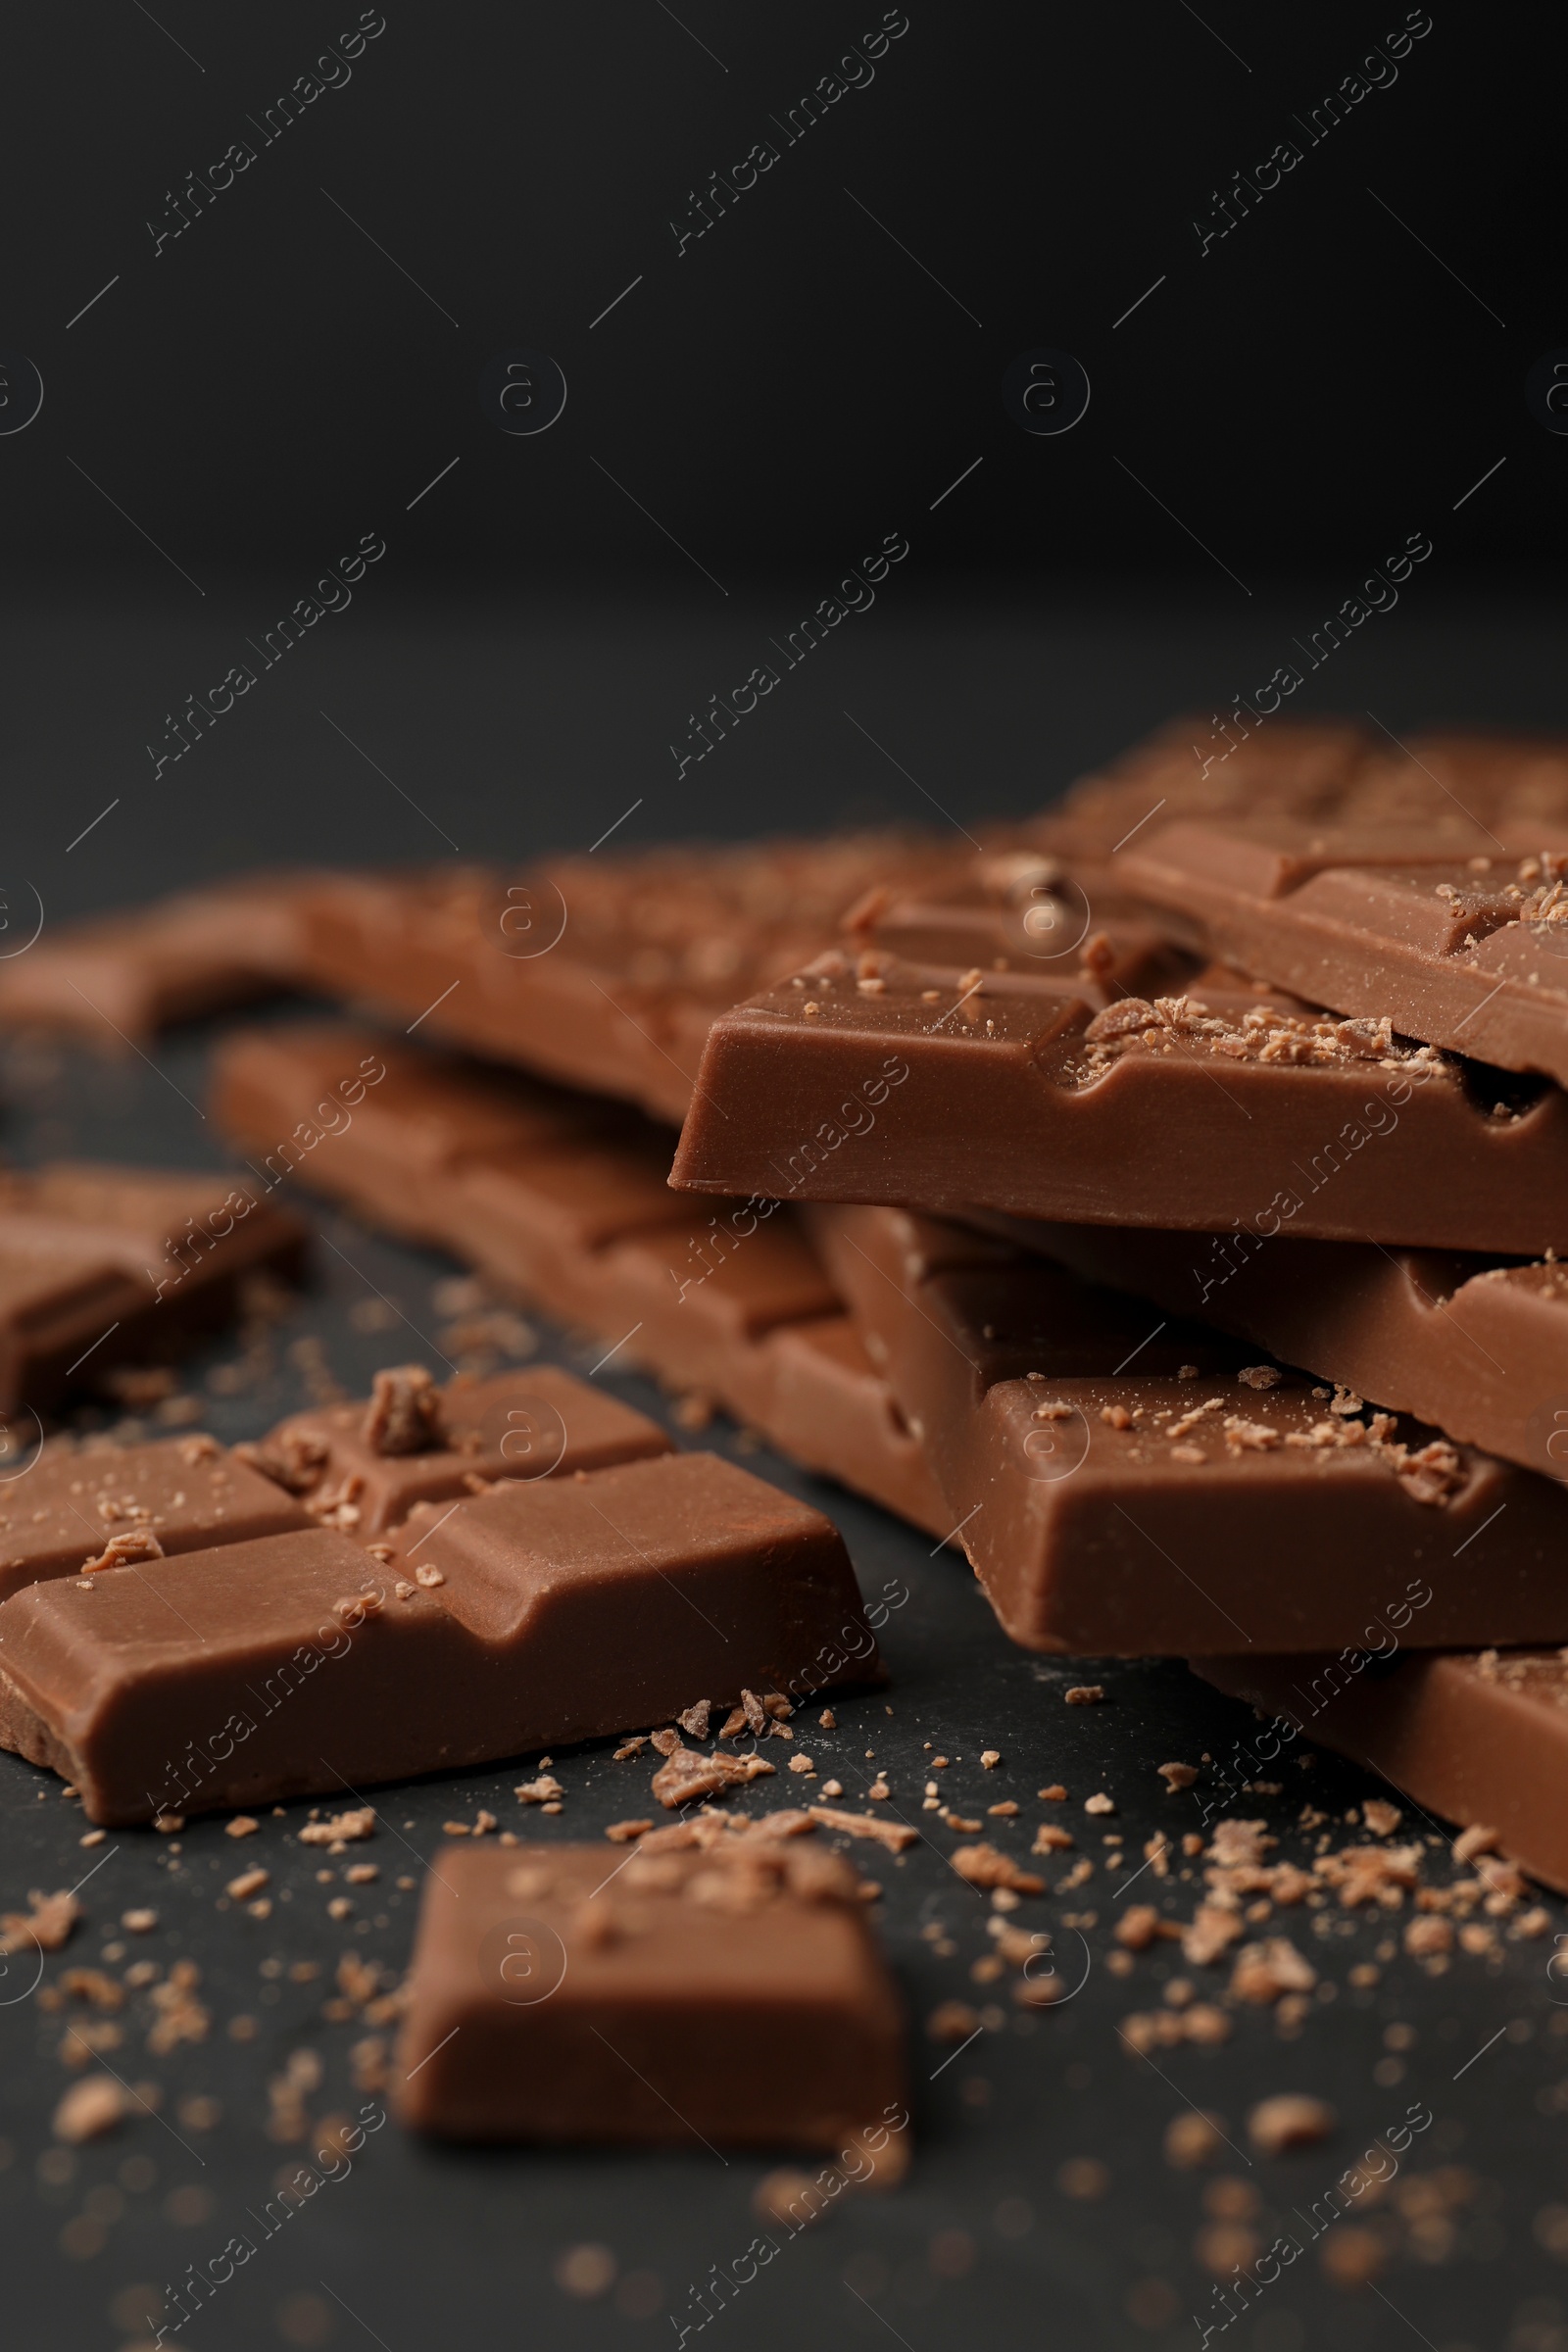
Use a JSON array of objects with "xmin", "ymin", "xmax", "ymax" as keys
[
  {"xmin": 1049, "ymin": 718, "xmax": 1568, "ymax": 857},
  {"xmin": 1125, "ymin": 816, "xmax": 1568, "ymax": 1085},
  {"xmin": 295, "ymin": 836, "xmax": 967, "ymax": 1121},
  {"xmin": 212, "ymin": 1027, "xmax": 948, "ymax": 1534},
  {"xmin": 0, "ymin": 875, "xmax": 314, "ymax": 1038},
  {"xmin": 0, "ymin": 1441, "xmax": 879, "ymax": 1822},
  {"xmin": 810, "ymin": 1202, "xmax": 1568, "ymax": 1655},
  {"xmin": 1196, "ymin": 1648, "xmax": 1568, "ymax": 1895},
  {"xmin": 396, "ymin": 1840, "xmax": 908, "ymax": 2155},
  {"xmin": 0, "ymin": 1433, "xmax": 309, "ymax": 1604},
  {"xmin": 669, "ymin": 938, "xmax": 1568, "ymax": 1251},
  {"xmin": 244, "ymin": 1364, "xmax": 673, "ymax": 1535},
  {"xmin": 0, "ymin": 1163, "xmax": 304, "ymax": 1410},
  {"xmin": 987, "ymin": 1219, "xmax": 1568, "ymax": 1481}
]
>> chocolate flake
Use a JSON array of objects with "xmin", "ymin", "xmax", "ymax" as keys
[
  {"xmin": 651, "ymin": 1745, "xmax": 776, "ymax": 1809},
  {"xmin": 363, "ymin": 1364, "xmax": 446, "ymax": 1456}
]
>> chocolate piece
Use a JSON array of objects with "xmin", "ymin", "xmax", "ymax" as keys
[
  {"xmin": 0, "ymin": 1448, "xmax": 879, "ymax": 1821},
  {"xmin": 0, "ymin": 1162, "xmax": 304, "ymax": 1411},
  {"xmin": 213, "ymin": 1027, "xmax": 950, "ymax": 1534},
  {"xmin": 0, "ymin": 1434, "xmax": 309, "ymax": 1604},
  {"xmin": 0, "ymin": 1251, "xmax": 148, "ymax": 1417},
  {"xmin": 811, "ymin": 1201, "xmax": 1568, "ymax": 1654},
  {"xmin": 669, "ymin": 936, "xmax": 1568, "ymax": 1250},
  {"xmin": 1195, "ymin": 1649, "xmax": 1568, "ymax": 1895},
  {"xmin": 0, "ymin": 876, "xmax": 313, "ymax": 1038},
  {"xmin": 987, "ymin": 1219, "xmax": 1568, "ymax": 1481},
  {"xmin": 248, "ymin": 1365, "xmax": 673, "ymax": 1535},
  {"xmin": 1125, "ymin": 817, "xmax": 1568, "ymax": 1085},
  {"xmin": 395, "ymin": 1840, "xmax": 907, "ymax": 2154}
]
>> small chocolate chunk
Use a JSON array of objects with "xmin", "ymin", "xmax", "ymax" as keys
[
  {"xmin": 395, "ymin": 1841, "xmax": 908, "ymax": 2156},
  {"xmin": 363, "ymin": 1364, "xmax": 446, "ymax": 1456}
]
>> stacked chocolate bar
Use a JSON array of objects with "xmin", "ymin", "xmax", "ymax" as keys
[
  {"xmin": 201, "ymin": 714, "xmax": 1568, "ymax": 1892},
  {"xmin": 662, "ymin": 719, "xmax": 1568, "ymax": 1896},
  {"xmin": 12, "ymin": 713, "xmax": 1568, "ymax": 2151}
]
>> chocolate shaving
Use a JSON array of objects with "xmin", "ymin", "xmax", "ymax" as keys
[
  {"xmin": 950, "ymin": 1841, "xmax": 1044, "ymax": 1892},
  {"xmin": 806, "ymin": 1804, "xmax": 919, "ymax": 1853},
  {"xmin": 363, "ymin": 1364, "xmax": 446, "ymax": 1456},
  {"xmin": 79, "ymin": 1528, "xmax": 165, "ymax": 1575},
  {"xmin": 297, "ymin": 1807, "xmax": 374, "ymax": 1847},
  {"xmin": 233, "ymin": 1428, "xmax": 328, "ymax": 1494},
  {"xmin": 0, "ymin": 1888, "xmax": 80, "ymax": 1955},
  {"xmin": 651, "ymin": 1745, "xmax": 776, "ymax": 1809}
]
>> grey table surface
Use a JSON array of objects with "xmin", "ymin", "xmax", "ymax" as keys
[{"xmin": 3, "ymin": 584, "xmax": 1567, "ymax": 2352}]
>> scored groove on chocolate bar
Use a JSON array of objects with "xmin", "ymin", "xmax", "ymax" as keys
[{"xmin": 212, "ymin": 1025, "xmax": 950, "ymax": 1535}]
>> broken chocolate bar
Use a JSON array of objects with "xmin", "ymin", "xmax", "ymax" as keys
[
  {"xmin": 810, "ymin": 1201, "xmax": 1568, "ymax": 1655},
  {"xmin": 244, "ymin": 1364, "xmax": 674, "ymax": 1535},
  {"xmin": 396, "ymin": 1839, "xmax": 908, "ymax": 2155},
  {"xmin": 0, "ymin": 1446, "xmax": 879, "ymax": 1821},
  {"xmin": 987, "ymin": 1219, "xmax": 1568, "ymax": 1482},
  {"xmin": 213, "ymin": 1026, "xmax": 949, "ymax": 1534},
  {"xmin": 1196, "ymin": 1648, "xmax": 1568, "ymax": 1896},
  {"xmin": 0, "ymin": 1162, "xmax": 304, "ymax": 1411},
  {"xmin": 0, "ymin": 875, "xmax": 314, "ymax": 1038},
  {"xmin": 669, "ymin": 935, "xmax": 1568, "ymax": 1250},
  {"xmin": 1125, "ymin": 816, "xmax": 1568, "ymax": 1085},
  {"xmin": 0, "ymin": 1433, "xmax": 308, "ymax": 1603}
]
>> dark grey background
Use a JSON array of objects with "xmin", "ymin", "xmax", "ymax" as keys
[
  {"xmin": 3, "ymin": 0, "xmax": 1559, "ymax": 572},
  {"xmin": 6, "ymin": 0, "xmax": 1568, "ymax": 2345}
]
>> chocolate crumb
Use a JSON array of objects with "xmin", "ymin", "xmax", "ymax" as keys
[
  {"xmin": 298, "ymin": 1807, "xmax": 374, "ymax": 1846},
  {"xmin": 651, "ymin": 1745, "xmax": 776, "ymax": 1809},
  {"xmin": 1248, "ymin": 2093, "xmax": 1335, "ymax": 2155},
  {"xmin": 363, "ymin": 1364, "xmax": 446, "ymax": 1455},
  {"xmin": 1164, "ymin": 2111, "xmax": 1225, "ymax": 2169},
  {"xmin": 53, "ymin": 2075, "xmax": 123, "ymax": 2143},
  {"xmin": 514, "ymin": 1777, "xmax": 564, "ymax": 1805},
  {"xmin": 1, "ymin": 1889, "xmax": 80, "ymax": 1954}
]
